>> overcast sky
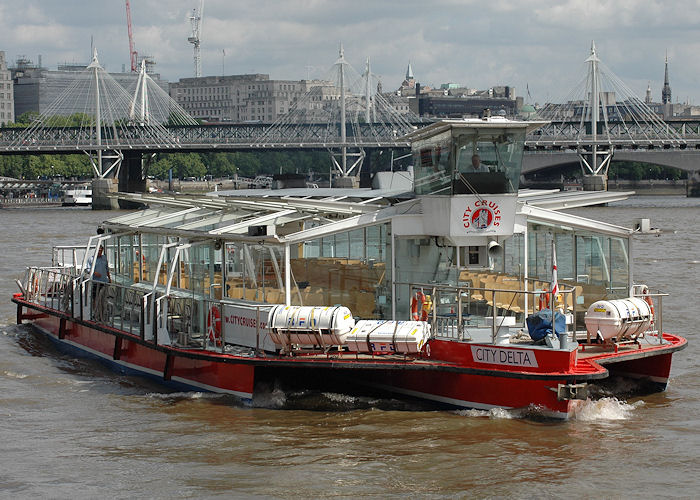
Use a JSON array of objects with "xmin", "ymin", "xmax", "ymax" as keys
[{"xmin": 1, "ymin": 0, "xmax": 699, "ymax": 105}]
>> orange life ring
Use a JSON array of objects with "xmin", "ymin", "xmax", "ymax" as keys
[
  {"xmin": 207, "ymin": 306, "xmax": 222, "ymax": 346},
  {"xmin": 538, "ymin": 289, "xmax": 550, "ymax": 310},
  {"xmin": 410, "ymin": 291, "xmax": 426, "ymax": 321}
]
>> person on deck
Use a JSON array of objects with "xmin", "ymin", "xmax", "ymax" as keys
[{"xmin": 87, "ymin": 246, "xmax": 111, "ymax": 314}]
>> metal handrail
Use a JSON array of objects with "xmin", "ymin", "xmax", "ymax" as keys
[{"xmin": 402, "ymin": 280, "xmax": 579, "ymax": 344}]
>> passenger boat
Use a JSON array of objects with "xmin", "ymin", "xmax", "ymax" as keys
[
  {"xmin": 62, "ymin": 183, "xmax": 92, "ymax": 206},
  {"xmin": 12, "ymin": 117, "xmax": 687, "ymax": 418}
]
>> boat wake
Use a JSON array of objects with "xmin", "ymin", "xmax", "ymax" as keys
[
  {"xmin": 2, "ymin": 370, "xmax": 29, "ymax": 379},
  {"xmin": 251, "ymin": 381, "xmax": 435, "ymax": 411},
  {"xmin": 452, "ymin": 396, "xmax": 644, "ymax": 422},
  {"xmin": 573, "ymin": 397, "xmax": 644, "ymax": 421},
  {"xmin": 144, "ymin": 391, "xmax": 229, "ymax": 403},
  {"xmin": 454, "ymin": 407, "xmax": 515, "ymax": 419}
]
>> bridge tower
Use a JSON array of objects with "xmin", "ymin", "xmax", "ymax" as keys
[
  {"xmin": 87, "ymin": 50, "xmax": 123, "ymax": 209},
  {"xmin": 579, "ymin": 41, "xmax": 612, "ymax": 191},
  {"xmin": 330, "ymin": 45, "xmax": 366, "ymax": 187}
]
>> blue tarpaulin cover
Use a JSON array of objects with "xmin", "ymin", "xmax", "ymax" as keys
[{"xmin": 526, "ymin": 309, "xmax": 566, "ymax": 341}]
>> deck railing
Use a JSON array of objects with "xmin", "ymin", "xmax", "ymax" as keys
[
  {"xmin": 19, "ymin": 265, "xmax": 666, "ymax": 350},
  {"xmin": 403, "ymin": 281, "xmax": 580, "ymax": 344},
  {"xmin": 52, "ymin": 245, "xmax": 89, "ymax": 271}
]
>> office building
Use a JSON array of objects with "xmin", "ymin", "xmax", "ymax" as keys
[{"xmin": 0, "ymin": 51, "xmax": 14, "ymax": 125}]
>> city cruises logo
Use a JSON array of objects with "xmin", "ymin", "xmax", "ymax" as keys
[{"xmin": 462, "ymin": 199, "xmax": 501, "ymax": 230}]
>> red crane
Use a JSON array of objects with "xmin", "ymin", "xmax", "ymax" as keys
[{"xmin": 125, "ymin": 0, "xmax": 138, "ymax": 72}]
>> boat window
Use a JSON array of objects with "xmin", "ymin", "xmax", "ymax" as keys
[
  {"xmin": 411, "ymin": 126, "xmax": 526, "ymax": 196},
  {"xmin": 496, "ymin": 233, "xmax": 524, "ymax": 277},
  {"xmin": 394, "ymin": 237, "xmax": 459, "ymax": 319},
  {"xmin": 411, "ymin": 130, "xmax": 452, "ymax": 196},
  {"xmin": 528, "ymin": 221, "xmax": 630, "ymax": 307},
  {"xmin": 293, "ymin": 223, "xmax": 391, "ymax": 319},
  {"xmin": 610, "ymin": 237, "xmax": 629, "ymax": 295},
  {"xmin": 453, "ymin": 133, "xmax": 524, "ymax": 194},
  {"xmin": 222, "ymin": 242, "xmax": 286, "ymax": 304}
]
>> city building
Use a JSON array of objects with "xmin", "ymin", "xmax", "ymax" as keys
[
  {"xmin": 11, "ymin": 57, "xmax": 168, "ymax": 119},
  {"xmin": 643, "ymin": 58, "xmax": 700, "ymax": 118},
  {"xmin": 393, "ymin": 61, "xmax": 518, "ymax": 118},
  {"xmin": 0, "ymin": 51, "xmax": 14, "ymax": 125},
  {"xmin": 169, "ymin": 74, "xmax": 339, "ymax": 123},
  {"xmin": 413, "ymin": 94, "xmax": 517, "ymax": 118}
]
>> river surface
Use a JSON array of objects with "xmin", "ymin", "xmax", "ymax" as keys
[{"xmin": 1, "ymin": 199, "xmax": 698, "ymax": 499}]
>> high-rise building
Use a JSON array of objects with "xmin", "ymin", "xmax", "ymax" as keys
[{"xmin": 0, "ymin": 51, "xmax": 15, "ymax": 125}]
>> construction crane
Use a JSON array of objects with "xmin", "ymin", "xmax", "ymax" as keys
[
  {"xmin": 125, "ymin": 0, "xmax": 138, "ymax": 72},
  {"xmin": 188, "ymin": 0, "xmax": 204, "ymax": 77}
]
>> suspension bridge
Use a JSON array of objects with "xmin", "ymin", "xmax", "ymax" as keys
[{"xmin": 0, "ymin": 42, "xmax": 699, "ymax": 200}]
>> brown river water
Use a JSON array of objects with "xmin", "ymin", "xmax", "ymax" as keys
[{"xmin": 1, "ymin": 198, "xmax": 698, "ymax": 499}]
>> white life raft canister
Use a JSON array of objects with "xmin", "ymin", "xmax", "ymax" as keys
[
  {"xmin": 345, "ymin": 320, "xmax": 431, "ymax": 354},
  {"xmin": 584, "ymin": 297, "xmax": 653, "ymax": 341},
  {"xmin": 267, "ymin": 305, "xmax": 355, "ymax": 346}
]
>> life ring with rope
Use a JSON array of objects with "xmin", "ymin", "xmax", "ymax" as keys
[
  {"xmin": 410, "ymin": 291, "xmax": 431, "ymax": 321},
  {"xmin": 207, "ymin": 305, "xmax": 222, "ymax": 346},
  {"xmin": 410, "ymin": 291, "xmax": 425, "ymax": 321}
]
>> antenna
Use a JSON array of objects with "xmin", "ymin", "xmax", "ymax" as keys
[
  {"xmin": 188, "ymin": 0, "xmax": 204, "ymax": 77},
  {"xmin": 125, "ymin": 0, "xmax": 138, "ymax": 72}
]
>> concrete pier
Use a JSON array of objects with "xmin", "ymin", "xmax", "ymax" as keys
[{"xmin": 91, "ymin": 178, "xmax": 119, "ymax": 210}]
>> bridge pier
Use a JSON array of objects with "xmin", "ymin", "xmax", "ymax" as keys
[
  {"xmin": 118, "ymin": 151, "xmax": 147, "ymax": 209},
  {"xmin": 582, "ymin": 174, "xmax": 608, "ymax": 191},
  {"xmin": 688, "ymin": 171, "xmax": 700, "ymax": 197},
  {"xmin": 91, "ymin": 178, "xmax": 119, "ymax": 210},
  {"xmin": 91, "ymin": 151, "xmax": 147, "ymax": 210}
]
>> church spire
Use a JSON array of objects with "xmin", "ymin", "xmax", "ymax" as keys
[
  {"xmin": 405, "ymin": 61, "xmax": 414, "ymax": 81},
  {"xmin": 662, "ymin": 52, "xmax": 672, "ymax": 104}
]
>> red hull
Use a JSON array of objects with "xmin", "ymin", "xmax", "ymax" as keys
[
  {"xmin": 32, "ymin": 314, "xmax": 255, "ymax": 400},
  {"xmin": 14, "ymin": 297, "xmax": 687, "ymax": 419}
]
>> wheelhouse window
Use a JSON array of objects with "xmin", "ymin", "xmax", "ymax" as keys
[
  {"xmin": 453, "ymin": 132, "xmax": 524, "ymax": 195},
  {"xmin": 411, "ymin": 124, "xmax": 525, "ymax": 196}
]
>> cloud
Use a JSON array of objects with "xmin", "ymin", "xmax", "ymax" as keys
[{"xmin": 1, "ymin": 0, "xmax": 699, "ymax": 104}]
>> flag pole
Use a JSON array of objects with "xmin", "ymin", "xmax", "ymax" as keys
[
  {"xmin": 551, "ymin": 239, "xmax": 558, "ymax": 309},
  {"xmin": 551, "ymin": 239, "xmax": 560, "ymax": 334}
]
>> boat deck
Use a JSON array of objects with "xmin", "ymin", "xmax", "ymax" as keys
[{"xmin": 576, "ymin": 333, "xmax": 687, "ymax": 364}]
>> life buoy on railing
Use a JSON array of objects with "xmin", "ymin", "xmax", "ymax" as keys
[
  {"xmin": 207, "ymin": 306, "xmax": 222, "ymax": 346},
  {"xmin": 410, "ymin": 291, "xmax": 431, "ymax": 321},
  {"xmin": 410, "ymin": 291, "xmax": 425, "ymax": 321}
]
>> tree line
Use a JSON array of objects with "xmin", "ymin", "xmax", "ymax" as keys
[
  {"xmin": 0, "ymin": 152, "xmax": 688, "ymax": 182},
  {"xmin": 0, "ymin": 113, "xmax": 688, "ymax": 181}
]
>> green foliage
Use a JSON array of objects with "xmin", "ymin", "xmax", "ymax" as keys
[
  {"xmin": 6, "ymin": 111, "xmax": 95, "ymax": 128},
  {"xmin": 147, "ymin": 150, "xmax": 334, "ymax": 179},
  {"xmin": 609, "ymin": 161, "xmax": 686, "ymax": 181},
  {"xmin": 528, "ymin": 160, "xmax": 687, "ymax": 182},
  {"xmin": 0, "ymin": 154, "xmax": 91, "ymax": 179}
]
